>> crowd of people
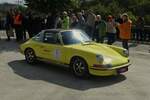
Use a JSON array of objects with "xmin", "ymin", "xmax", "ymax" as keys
[{"xmin": 0, "ymin": 9, "xmax": 149, "ymax": 50}]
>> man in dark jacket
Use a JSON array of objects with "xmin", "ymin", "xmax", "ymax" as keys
[{"xmin": 5, "ymin": 11, "xmax": 14, "ymax": 41}]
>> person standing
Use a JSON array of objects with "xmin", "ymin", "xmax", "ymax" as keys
[
  {"xmin": 118, "ymin": 13, "xmax": 132, "ymax": 50},
  {"xmin": 77, "ymin": 12, "xmax": 85, "ymax": 30},
  {"xmin": 95, "ymin": 15, "xmax": 107, "ymax": 43},
  {"xmin": 106, "ymin": 15, "xmax": 117, "ymax": 45},
  {"xmin": 61, "ymin": 11, "xmax": 70, "ymax": 29},
  {"xmin": 22, "ymin": 13, "xmax": 28, "ymax": 41},
  {"xmin": 13, "ymin": 10, "xmax": 23, "ymax": 41},
  {"xmin": 54, "ymin": 13, "xmax": 62, "ymax": 29},
  {"xmin": 5, "ymin": 11, "xmax": 14, "ymax": 41},
  {"xmin": 46, "ymin": 13, "xmax": 56, "ymax": 29},
  {"xmin": 94, "ymin": 15, "xmax": 101, "ymax": 42},
  {"xmin": 26, "ymin": 11, "xmax": 34, "ymax": 38},
  {"xmin": 135, "ymin": 16, "xmax": 145, "ymax": 41},
  {"xmin": 115, "ymin": 14, "xmax": 123, "ymax": 40},
  {"xmin": 0, "ymin": 16, "xmax": 2, "ymax": 30},
  {"xmin": 70, "ymin": 14, "xmax": 78, "ymax": 29},
  {"xmin": 86, "ymin": 10, "xmax": 96, "ymax": 40}
]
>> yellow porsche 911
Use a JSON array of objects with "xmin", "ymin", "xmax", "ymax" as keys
[{"xmin": 20, "ymin": 29, "xmax": 131, "ymax": 77}]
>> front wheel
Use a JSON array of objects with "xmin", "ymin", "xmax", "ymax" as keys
[
  {"xmin": 25, "ymin": 48, "xmax": 37, "ymax": 64},
  {"xmin": 70, "ymin": 57, "xmax": 89, "ymax": 78}
]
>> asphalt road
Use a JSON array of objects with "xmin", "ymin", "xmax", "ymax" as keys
[{"xmin": 0, "ymin": 38, "xmax": 150, "ymax": 100}]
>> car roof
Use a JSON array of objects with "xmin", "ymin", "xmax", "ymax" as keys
[
  {"xmin": 43, "ymin": 29, "xmax": 63, "ymax": 33},
  {"xmin": 43, "ymin": 29, "xmax": 80, "ymax": 33}
]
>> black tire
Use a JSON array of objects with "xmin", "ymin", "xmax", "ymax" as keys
[
  {"xmin": 24, "ymin": 48, "xmax": 37, "ymax": 64},
  {"xmin": 70, "ymin": 57, "xmax": 89, "ymax": 78}
]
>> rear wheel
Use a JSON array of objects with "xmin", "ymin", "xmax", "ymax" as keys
[
  {"xmin": 25, "ymin": 48, "xmax": 37, "ymax": 64},
  {"xmin": 70, "ymin": 57, "xmax": 89, "ymax": 78}
]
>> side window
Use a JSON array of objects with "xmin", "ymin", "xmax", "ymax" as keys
[
  {"xmin": 43, "ymin": 32, "xmax": 60, "ymax": 44},
  {"xmin": 32, "ymin": 32, "xmax": 43, "ymax": 42}
]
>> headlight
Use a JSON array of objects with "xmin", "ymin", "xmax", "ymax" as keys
[
  {"xmin": 123, "ymin": 50, "xmax": 129, "ymax": 57},
  {"xmin": 96, "ymin": 55, "xmax": 104, "ymax": 63}
]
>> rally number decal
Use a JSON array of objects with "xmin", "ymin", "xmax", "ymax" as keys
[{"xmin": 53, "ymin": 49, "xmax": 61, "ymax": 59}]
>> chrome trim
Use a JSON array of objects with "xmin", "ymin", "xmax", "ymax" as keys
[{"xmin": 90, "ymin": 63, "xmax": 131, "ymax": 70}]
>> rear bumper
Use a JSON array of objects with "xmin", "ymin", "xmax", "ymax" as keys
[{"xmin": 89, "ymin": 63, "xmax": 131, "ymax": 76}]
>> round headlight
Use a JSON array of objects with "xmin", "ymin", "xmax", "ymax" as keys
[{"xmin": 96, "ymin": 55, "xmax": 104, "ymax": 63}]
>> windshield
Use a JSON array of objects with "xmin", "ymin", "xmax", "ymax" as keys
[{"xmin": 61, "ymin": 30, "xmax": 91, "ymax": 45}]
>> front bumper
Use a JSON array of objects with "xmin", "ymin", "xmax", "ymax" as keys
[{"xmin": 89, "ymin": 63, "xmax": 131, "ymax": 76}]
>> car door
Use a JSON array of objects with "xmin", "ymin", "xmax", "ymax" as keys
[
  {"xmin": 39, "ymin": 31, "xmax": 66, "ymax": 63},
  {"xmin": 29, "ymin": 31, "xmax": 45, "ymax": 58}
]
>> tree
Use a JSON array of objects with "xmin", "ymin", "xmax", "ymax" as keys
[
  {"xmin": 25, "ymin": 0, "xmax": 80, "ymax": 13},
  {"xmin": 24, "ymin": 0, "xmax": 150, "ymax": 24}
]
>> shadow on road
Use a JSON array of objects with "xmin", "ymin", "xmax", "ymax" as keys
[{"xmin": 8, "ymin": 60, "xmax": 127, "ymax": 90}]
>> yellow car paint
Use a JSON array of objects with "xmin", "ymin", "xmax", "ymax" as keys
[{"xmin": 20, "ymin": 38, "xmax": 130, "ymax": 76}]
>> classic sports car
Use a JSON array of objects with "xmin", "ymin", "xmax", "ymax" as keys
[{"xmin": 20, "ymin": 29, "xmax": 131, "ymax": 77}]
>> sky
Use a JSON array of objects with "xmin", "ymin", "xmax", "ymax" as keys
[{"xmin": 0, "ymin": 0, "xmax": 25, "ymax": 4}]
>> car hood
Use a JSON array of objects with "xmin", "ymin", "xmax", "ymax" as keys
[{"xmin": 67, "ymin": 43, "xmax": 128, "ymax": 66}]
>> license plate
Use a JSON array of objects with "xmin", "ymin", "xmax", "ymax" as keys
[{"xmin": 117, "ymin": 67, "xmax": 128, "ymax": 73}]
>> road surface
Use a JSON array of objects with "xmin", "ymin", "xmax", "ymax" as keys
[{"xmin": 0, "ymin": 32, "xmax": 150, "ymax": 100}]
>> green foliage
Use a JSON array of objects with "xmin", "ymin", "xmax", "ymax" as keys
[
  {"xmin": 126, "ymin": 11, "xmax": 137, "ymax": 24},
  {"xmin": 144, "ymin": 15, "xmax": 150, "ymax": 25},
  {"xmin": 24, "ymin": 0, "xmax": 150, "ymax": 24},
  {"xmin": 25, "ymin": 0, "xmax": 80, "ymax": 13},
  {"xmin": 83, "ymin": 0, "xmax": 150, "ymax": 24},
  {"xmin": 17, "ymin": 5, "xmax": 27, "ymax": 12}
]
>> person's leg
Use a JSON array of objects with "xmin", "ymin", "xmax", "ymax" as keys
[
  {"xmin": 27, "ymin": 29, "xmax": 32, "ymax": 38},
  {"xmin": 88, "ymin": 26, "xmax": 93, "ymax": 39},
  {"xmin": 107, "ymin": 33, "xmax": 111, "ymax": 45},
  {"xmin": 15, "ymin": 27, "xmax": 19, "ymax": 41},
  {"xmin": 148, "ymin": 33, "xmax": 150, "ymax": 42},
  {"xmin": 107, "ymin": 33, "xmax": 115, "ymax": 45},
  {"xmin": 96, "ymin": 33, "xmax": 100, "ymax": 43},
  {"xmin": 17, "ymin": 27, "xmax": 21, "ymax": 41},
  {"xmin": 85, "ymin": 26, "xmax": 90, "ymax": 36},
  {"xmin": 111, "ymin": 34, "xmax": 116, "ymax": 44},
  {"xmin": 91, "ymin": 27, "xmax": 95, "ymax": 41},
  {"xmin": 23, "ymin": 28, "xmax": 26, "ymax": 40},
  {"xmin": 19, "ymin": 26, "xmax": 23, "ymax": 41},
  {"xmin": 122, "ymin": 40, "xmax": 129, "ymax": 50},
  {"xmin": 100, "ymin": 36, "xmax": 105, "ymax": 43},
  {"xmin": 136, "ymin": 29, "xmax": 140, "ymax": 41},
  {"xmin": 6, "ymin": 29, "xmax": 10, "ymax": 41},
  {"xmin": 122, "ymin": 40, "xmax": 126, "ymax": 49},
  {"xmin": 139, "ymin": 29, "xmax": 143, "ymax": 41},
  {"xmin": 143, "ymin": 30, "xmax": 146, "ymax": 41}
]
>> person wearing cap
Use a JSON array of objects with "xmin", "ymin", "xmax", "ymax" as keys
[
  {"xmin": 62, "ymin": 11, "xmax": 70, "ymax": 29},
  {"xmin": 106, "ymin": 15, "xmax": 117, "ymax": 45},
  {"xmin": 118, "ymin": 13, "xmax": 132, "ymax": 50}
]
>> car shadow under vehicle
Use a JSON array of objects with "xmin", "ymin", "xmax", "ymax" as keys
[{"xmin": 8, "ymin": 60, "xmax": 127, "ymax": 91}]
